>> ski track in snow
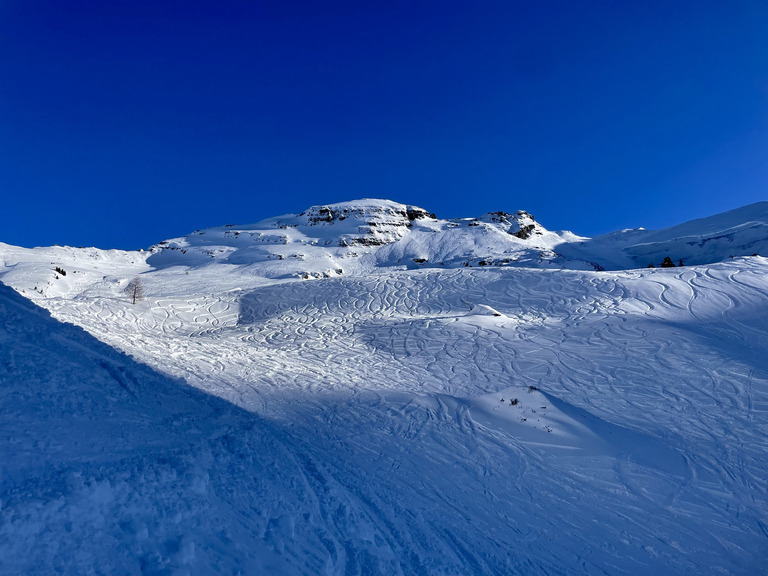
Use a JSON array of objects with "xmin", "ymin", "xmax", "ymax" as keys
[{"xmin": 2, "ymin": 245, "xmax": 768, "ymax": 574}]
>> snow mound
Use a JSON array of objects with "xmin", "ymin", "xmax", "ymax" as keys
[{"xmin": 466, "ymin": 304, "xmax": 505, "ymax": 317}]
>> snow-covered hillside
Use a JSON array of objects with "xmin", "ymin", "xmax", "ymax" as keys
[
  {"xmin": 559, "ymin": 201, "xmax": 768, "ymax": 269},
  {"xmin": 143, "ymin": 198, "xmax": 768, "ymax": 274},
  {"xmin": 142, "ymin": 198, "xmax": 589, "ymax": 277},
  {"xmin": 2, "ymin": 199, "xmax": 768, "ymax": 575}
]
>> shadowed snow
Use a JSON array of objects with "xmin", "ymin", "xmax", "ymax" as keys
[{"xmin": 2, "ymin": 200, "xmax": 768, "ymax": 574}]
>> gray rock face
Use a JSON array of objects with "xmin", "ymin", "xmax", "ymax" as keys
[
  {"xmin": 297, "ymin": 200, "xmax": 434, "ymax": 247},
  {"xmin": 479, "ymin": 210, "xmax": 543, "ymax": 239}
]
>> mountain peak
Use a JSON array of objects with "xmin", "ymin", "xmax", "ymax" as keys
[
  {"xmin": 285, "ymin": 199, "xmax": 436, "ymax": 246},
  {"xmin": 299, "ymin": 198, "xmax": 434, "ymax": 220}
]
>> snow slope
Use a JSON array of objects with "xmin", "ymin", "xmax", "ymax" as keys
[
  {"xmin": 0, "ymin": 282, "xmax": 336, "ymax": 574},
  {"xmin": 559, "ymin": 201, "xmax": 768, "ymax": 269},
  {"xmin": 2, "ymin": 199, "xmax": 768, "ymax": 575}
]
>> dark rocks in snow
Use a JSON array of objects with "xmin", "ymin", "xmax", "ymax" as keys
[
  {"xmin": 306, "ymin": 206, "xmax": 334, "ymax": 224},
  {"xmin": 406, "ymin": 206, "xmax": 435, "ymax": 220},
  {"xmin": 478, "ymin": 210, "xmax": 542, "ymax": 240},
  {"xmin": 482, "ymin": 210, "xmax": 535, "ymax": 225},
  {"xmin": 470, "ymin": 257, "xmax": 519, "ymax": 268},
  {"xmin": 517, "ymin": 210, "xmax": 535, "ymax": 221},
  {"xmin": 513, "ymin": 224, "xmax": 537, "ymax": 240},
  {"xmin": 299, "ymin": 202, "xmax": 436, "ymax": 247},
  {"xmin": 302, "ymin": 202, "xmax": 432, "ymax": 228},
  {"xmin": 483, "ymin": 211, "xmax": 513, "ymax": 224},
  {"xmin": 338, "ymin": 236, "xmax": 389, "ymax": 247}
]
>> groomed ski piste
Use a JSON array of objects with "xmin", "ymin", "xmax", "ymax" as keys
[{"xmin": 1, "ymin": 199, "xmax": 767, "ymax": 575}]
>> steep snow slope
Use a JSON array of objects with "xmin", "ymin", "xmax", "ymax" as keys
[
  {"xmin": 2, "ymin": 200, "xmax": 768, "ymax": 575},
  {"xmin": 0, "ymin": 283, "xmax": 344, "ymax": 574},
  {"xmin": 559, "ymin": 201, "xmax": 768, "ymax": 269}
]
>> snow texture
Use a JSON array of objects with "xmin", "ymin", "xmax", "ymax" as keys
[{"xmin": 1, "ymin": 199, "xmax": 768, "ymax": 575}]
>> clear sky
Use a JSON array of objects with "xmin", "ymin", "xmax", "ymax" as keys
[{"xmin": 2, "ymin": 0, "xmax": 767, "ymax": 249}]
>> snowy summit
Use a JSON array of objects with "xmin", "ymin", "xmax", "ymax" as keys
[{"xmin": 144, "ymin": 198, "xmax": 768, "ymax": 276}]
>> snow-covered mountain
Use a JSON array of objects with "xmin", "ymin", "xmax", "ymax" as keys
[
  {"xmin": 144, "ymin": 198, "xmax": 588, "ymax": 278},
  {"xmin": 143, "ymin": 198, "xmax": 768, "ymax": 276},
  {"xmin": 2, "ymin": 199, "xmax": 768, "ymax": 575},
  {"xmin": 4, "ymin": 199, "xmax": 765, "ymax": 291}
]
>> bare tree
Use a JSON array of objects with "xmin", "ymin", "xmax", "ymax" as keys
[{"xmin": 124, "ymin": 277, "xmax": 145, "ymax": 304}]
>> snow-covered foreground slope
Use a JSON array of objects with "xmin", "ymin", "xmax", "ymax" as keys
[
  {"xmin": 0, "ymin": 282, "xmax": 366, "ymax": 574},
  {"xmin": 2, "ymin": 200, "xmax": 768, "ymax": 574}
]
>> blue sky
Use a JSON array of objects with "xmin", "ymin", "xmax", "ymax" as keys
[{"xmin": 2, "ymin": 1, "xmax": 766, "ymax": 249}]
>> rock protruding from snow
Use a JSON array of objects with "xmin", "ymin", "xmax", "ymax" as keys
[
  {"xmin": 479, "ymin": 210, "xmax": 543, "ymax": 239},
  {"xmin": 294, "ymin": 199, "xmax": 434, "ymax": 247}
]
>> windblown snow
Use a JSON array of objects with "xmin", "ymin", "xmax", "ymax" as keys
[{"xmin": 1, "ymin": 199, "xmax": 767, "ymax": 575}]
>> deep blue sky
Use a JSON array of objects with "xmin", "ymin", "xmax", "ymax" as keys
[{"xmin": 2, "ymin": 1, "xmax": 767, "ymax": 249}]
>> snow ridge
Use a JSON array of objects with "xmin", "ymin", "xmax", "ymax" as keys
[{"xmin": 141, "ymin": 199, "xmax": 768, "ymax": 278}]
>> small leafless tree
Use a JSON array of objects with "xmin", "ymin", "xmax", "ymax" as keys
[{"xmin": 124, "ymin": 277, "xmax": 145, "ymax": 304}]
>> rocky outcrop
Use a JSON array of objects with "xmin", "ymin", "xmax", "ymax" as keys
[
  {"xmin": 479, "ymin": 210, "xmax": 543, "ymax": 239},
  {"xmin": 296, "ymin": 200, "xmax": 435, "ymax": 247}
]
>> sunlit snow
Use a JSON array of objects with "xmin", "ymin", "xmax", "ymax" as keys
[{"xmin": 1, "ymin": 199, "xmax": 767, "ymax": 575}]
